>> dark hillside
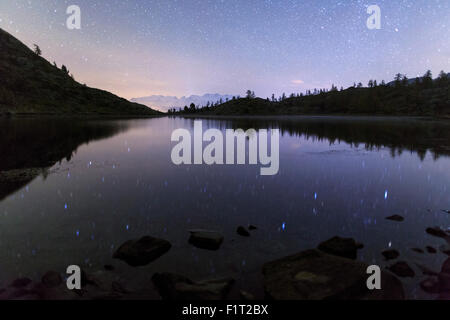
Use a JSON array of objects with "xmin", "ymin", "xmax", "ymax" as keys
[
  {"xmin": 173, "ymin": 73, "xmax": 450, "ymax": 117},
  {"xmin": 0, "ymin": 28, "xmax": 160, "ymax": 116}
]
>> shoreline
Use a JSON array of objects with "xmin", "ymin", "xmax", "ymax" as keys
[
  {"xmin": 0, "ymin": 113, "xmax": 165, "ymax": 120},
  {"xmin": 170, "ymin": 114, "xmax": 450, "ymax": 123},
  {"xmin": 1, "ymin": 112, "xmax": 450, "ymax": 122},
  {"xmin": 1, "ymin": 232, "xmax": 448, "ymax": 300}
]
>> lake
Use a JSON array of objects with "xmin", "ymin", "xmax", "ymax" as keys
[{"xmin": 0, "ymin": 116, "xmax": 449, "ymax": 299}]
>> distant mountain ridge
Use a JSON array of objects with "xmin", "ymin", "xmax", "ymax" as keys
[
  {"xmin": 0, "ymin": 28, "xmax": 160, "ymax": 116},
  {"xmin": 131, "ymin": 93, "xmax": 236, "ymax": 112}
]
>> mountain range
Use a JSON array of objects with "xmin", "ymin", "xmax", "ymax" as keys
[{"xmin": 131, "ymin": 94, "xmax": 236, "ymax": 112}]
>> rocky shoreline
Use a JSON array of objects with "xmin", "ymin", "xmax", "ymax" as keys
[{"xmin": 1, "ymin": 217, "xmax": 449, "ymax": 300}]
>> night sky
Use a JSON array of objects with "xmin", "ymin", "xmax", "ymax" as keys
[{"xmin": 1, "ymin": 0, "xmax": 449, "ymax": 99}]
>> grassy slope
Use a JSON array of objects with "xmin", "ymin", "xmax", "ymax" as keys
[{"xmin": 0, "ymin": 28, "xmax": 160, "ymax": 116}]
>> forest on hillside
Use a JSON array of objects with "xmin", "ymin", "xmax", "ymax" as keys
[{"xmin": 169, "ymin": 71, "xmax": 450, "ymax": 117}]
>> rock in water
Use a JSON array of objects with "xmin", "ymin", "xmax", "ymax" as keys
[
  {"xmin": 317, "ymin": 236, "xmax": 363, "ymax": 259},
  {"xmin": 439, "ymin": 258, "xmax": 450, "ymax": 294},
  {"xmin": 113, "ymin": 236, "xmax": 171, "ymax": 267},
  {"xmin": 237, "ymin": 226, "xmax": 250, "ymax": 237},
  {"xmin": 104, "ymin": 264, "xmax": 115, "ymax": 271},
  {"xmin": 111, "ymin": 281, "xmax": 129, "ymax": 294},
  {"xmin": 420, "ymin": 277, "xmax": 440, "ymax": 294},
  {"xmin": 152, "ymin": 273, "xmax": 234, "ymax": 300},
  {"xmin": 386, "ymin": 215, "xmax": 404, "ymax": 222},
  {"xmin": 438, "ymin": 272, "xmax": 450, "ymax": 292},
  {"xmin": 411, "ymin": 248, "xmax": 424, "ymax": 254},
  {"xmin": 248, "ymin": 225, "xmax": 258, "ymax": 231},
  {"xmin": 262, "ymin": 249, "xmax": 404, "ymax": 300},
  {"xmin": 188, "ymin": 230, "xmax": 224, "ymax": 250},
  {"xmin": 426, "ymin": 227, "xmax": 449, "ymax": 238},
  {"xmin": 382, "ymin": 249, "xmax": 400, "ymax": 261},
  {"xmin": 442, "ymin": 258, "xmax": 450, "ymax": 274},
  {"xmin": 41, "ymin": 271, "xmax": 62, "ymax": 288},
  {"xmin": 387, "ymin": 261, "xmax": 415, "ymax": 278},
  {"xmin": 239, "ymin": 290, "xmax": 256, "ymax": 300},
  {"xmin": 426, "ymin": 246, "xmax": 437, "ymax": 254},
  {"xmin": 440, "ymin": 244, "xmax": 450, "ymax": 256},
  {"xmin": 416, "ymin": 263, "xmax": 438, "ymax": 276},
  {"xmin": 10, "ymin": 278, "xmax": 32, "ymax": 288}
]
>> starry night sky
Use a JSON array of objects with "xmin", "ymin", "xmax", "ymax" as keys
[{"xmin": 0, "ymin": 0, "xmax": 449, "ymax": 99}]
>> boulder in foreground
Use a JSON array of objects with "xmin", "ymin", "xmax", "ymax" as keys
[
  {"xmin": 113, "ymin": 236, "xmax": 171, "ymax": 267},
  {"xmin": 152, "ymin": 273, "xmax": 234, "ymax": 300},
  {"xmin": 41, "ymin": 271, "xmax": 62, "ymax": 288},
  {"xmin": 387, "ymin": 261, "xmax": 415, "ymax": 278},
  {"xmin": 188, "ymin": 230, "xmax": 224, "ymax": 250},
  {"xmin": 318, "ymin": 236, "xmax": 363, "ymax": 259},
  {"xmin": 237, "ymin": 226, "xmax": 250, "ymax": 237},
  {"xmin": 382, "ymin": 249, "xmax": 400, "ymax": 261},
  {"xmin": 262, "ymin": 249, "xmax": 404, "ymax": 300}
]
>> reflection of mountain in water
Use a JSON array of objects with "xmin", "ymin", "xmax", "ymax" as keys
[
  {"xmin": 2, "ymin": 116, "xmax": 449, "ymax": 201},
  {"xmin": 181, "ymin": 116, "xmax": 450, "ymax": 160},
  {"xmin": 0, "ymin": 119, "xmax": 129, "ymax": 201}
]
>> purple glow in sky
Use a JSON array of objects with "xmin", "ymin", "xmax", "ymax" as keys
[{"xmin": 0, "ymin": 0, "xmax": 449, "ymax": 99}]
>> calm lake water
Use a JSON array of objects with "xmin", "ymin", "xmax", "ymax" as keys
[{"xmin": 0, "ymin": 116, "xmax": 449, "ymax": 299}]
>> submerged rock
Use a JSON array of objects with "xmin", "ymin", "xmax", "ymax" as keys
[
  {"xmin": 317, "ymin": 236, "xmax": 363, "ymax": 259},
  {"xmin": 152, "ymin": 273, "xmax": 234, "ymax": 300},
  {"xmin": 262, "ymin": 249, "xmax": 404, "ymax": 300},
  {"xmin": 104, "ymin": 264, "xmax": 115, "ymax": 271},
  {"xmin": 426, "ymin": 227, "xmax": 449, "ymax": 239},
  {"xmin": 382, "ymin": 249, "xmax": 400, "ymax": 261},
  {"xmin": 239, "ymin": 290, "xmax": 255, "ymax": 300},
  {"xmin": 441, "ymin": 258, "xmax": 450, "ymax": 274},
  {"xmin": 439, "ymin": 259, "xmax": 450, "ymax": 293},
  {"xmin": 10, "ymin": 278, "xmax": 32, "ymax": 288},
  {"xmin": 81, "ymin": 270, "xmax": 102, "ymax": 288},
  {"xmin": 111, "ymin": 281, "xmax": 129, "ymax": 294},
  {"xmin": 438, "ymin": 272, "xmax": 450, "ymax": 292},
  {"xmin": 188, "ymin": 230, "xmax": 224, "ymax": 250},
  {"xmin": 386, "ymin": 215, "xmax": 404, "ymax": 222},
  {"xmin": 113, "ymin": 236, "xmax": 171, "ymax": 267},
  {"xmin": 416, "ymin": 263, "xmax": 438, "ymax": 276},
  {"xmin": 41, "ymin": 271, "xmax": 62, "ymax": 288},
  {"xmin": 411, "ymin": 248, "xmax": 424, "ymax": 254},
  {"xmin": 420, "ymin": 277, "xmax": 440, "ymax": 294},
  {"xmin": 1, "ymin": 279, "xmax": 42, "ymax": 300},
  {"xmin": 426, "ymin": 246, "xmax": 437, "ymax": 254},
  {"xmin": 387, "ymin": 261, "xmax": 415, "ymax": 278},
  {"xmin": 237, "ymin": 226, "xmax": 250, "ymax": 237},
  {"xmin": 440, "ymin": 244, "xmax": 450, "ymax": 256}
]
